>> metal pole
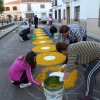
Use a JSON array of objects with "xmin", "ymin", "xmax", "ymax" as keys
[
  {"xmin": 70, "ymin": 0, "xmax": 72, "ymax": 24},
  {"xmin": 1, "ymin": 16, "xmax": 3, "ymax": 26},
  {"xmin": 98, "ymin": 0, "xmax": 100, "ymax": 26}
]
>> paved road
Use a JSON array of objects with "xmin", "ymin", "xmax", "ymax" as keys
[{"xmin": 0, "ymin": 22, "xmax": 100, "ymax": 100}]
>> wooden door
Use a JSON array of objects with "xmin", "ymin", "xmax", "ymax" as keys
[
  {"xmin": 58, "ymin": 9, "xmax": 61, "ymax": 23},
  {"xmin": 67, "ymin": 7, "xmax": 70, "ymax": 24}
]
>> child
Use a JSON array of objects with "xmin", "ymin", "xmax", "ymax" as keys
[
  {"xmin": 50, "ymin": 26, "xmax": 57, "ymax": 36},
  {"xmin": 46, "ymin": 20, "xmax": 49, "ymax": 26},
  {"xmin": 8, "ymin": 51, "xmax": 42, "ymax": 88},
  {"xmin": 49, "ymin": 16, "xmax": 52, "ymax": 25}
]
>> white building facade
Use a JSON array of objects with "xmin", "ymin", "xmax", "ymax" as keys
[
  {"xmin": 20, "ymin": 0, "xmax": 52, "ymax": 21},
  {"xmin": 52, "ymin": 0, "xmax": 100, "ymax": 35}
]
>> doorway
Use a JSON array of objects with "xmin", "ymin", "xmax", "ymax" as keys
[
  {"xmin": 58, "ymin": 9, "xmax": 61, "ymax": 23},
  {"xmin": 7, "ymin": 15, "xmax": 12, "ymax": 22},
  {"xmin": 67, "ymin": 7, "xmax": 70, "ymax": 24}
]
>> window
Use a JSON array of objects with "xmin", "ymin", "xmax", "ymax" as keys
[
  {"xmin": 6, "ymin": 7, "xmax": 10, "ymax": 11},
  {"xmin": 52, "ymin": 0, "xmax": 54, "ymax": 6},
  {"xmin": 50, "ymin": 9, "xmax": 52, "ymax": 12},
  {"xmin": 55, "ymin": 0, "xmax": 57, "ymax": 6},
  {"xmin": 27, "ymin": 4, "xmax": 31, "ymax": 11},
  {"xmin": 74, "ymin": 6, "xmax": 80, "ymax": 21},
  {"xmin": 40, "ymin": 5, "xmax": 45, "ymax": 8},
  {"xmin": 63, "ymin": 9, "xmax": 65, "ymax": 19},
  {"xmin": 55, "ymin": 10, "xmax": 57, "ymax": 19},
  {"xmin": 13, "ymin": 6, "xmax": 17, "ymax": 10}
]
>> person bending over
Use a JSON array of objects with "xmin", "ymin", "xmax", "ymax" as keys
[
  {"xmin": 56, "ymin": 41, "xmax": 100, "ymax": 100},
  {"xmin": 59, "ymin": 24, "xmax": 87, "ymax": 44},
  {"xmin": 59, "ymin": 24, "xmax": 87, "ymax": 65},
  {"xmin": 50, "ymin": 26, "xmax": 57, "ymax": 36}
]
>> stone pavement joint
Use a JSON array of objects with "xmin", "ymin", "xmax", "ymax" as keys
[
  {"xmin": 0, "ymin": 25, "xmax": 18, "ymax": 40},
  {"xmin": 53, "ymin": 23, "xmax": 100, "ymax": 42}
]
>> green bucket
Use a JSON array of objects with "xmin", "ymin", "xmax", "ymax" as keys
[
  {"xmin": 30, "ymin": 34, "xmax": 36, "ymax": 41},
  {"xmin": 44, "ymin": 76, "xmax": 63, "ymax": 91}
]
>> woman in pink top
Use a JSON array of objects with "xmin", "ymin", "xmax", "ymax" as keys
[{"xmin": 8, "ymin": 51, "xmax": 42, "ymax": 88}]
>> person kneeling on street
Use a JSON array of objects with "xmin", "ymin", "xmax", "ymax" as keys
[
  {"xmin": 50, "ymin": 26, "xmax": 57, "ymax": 37},
  {"xmin": 8, "ymin": 51, "xmax": 43, "ymax": 88},
  {"xmin": 56, "ymin": 41, "xmax": 100, "ymax": 100},
  {"xmin": 19, "ymin": 28, "xmax": 30, "ymax": 41}
]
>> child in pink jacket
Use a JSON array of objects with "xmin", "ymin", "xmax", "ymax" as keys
[{"xmin": 8, "ymin": 51, "xmax": 42, "ymax": 88}]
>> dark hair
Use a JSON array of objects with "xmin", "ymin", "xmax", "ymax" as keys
[
  {"xmin": 56, "ymin": 42, "xmax": 69, "ymax": 52},
  {"xmin": 25, "ymin": 51, "xmax": 37, "ymax": 69},
  {"xmin": 51, "ymin": 26, "xmax": 55, "ymax": 28},
  {"xmin": 51, "ymin": 26, "xmax": 56, "ymax": 30},
  {"xmin": 59, "ymin": 25, "xmax": 69, "ymax": 33},
  {"xmin": 27, "ymin": 28, "xmax": 30, "ymax": 30}
]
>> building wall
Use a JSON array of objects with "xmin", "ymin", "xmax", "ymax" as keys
[
  {"xmin": 20, "ymin": 4, "xmax": 27, "ymax": 19},
  {"xmin": 52, "ymin": 0, "xmax": 66, "ymax": 23},
  {"xmin": 4, "ymin": 4, "xmax": 21, "ymax": 21},
  {"xmin": 70, "ymin": 0, "xmax": 88, "ymax": 29},
  {"xmin": 70, "ymin": 0, "xmax": 100, "ymax": 34},
  {"xmin": 87, "ymin": 0, "xmax": 100, "ymax": 34},
  {"xmin": 52, "ymin": 0, "xmax": 100, "ymax": 34},
  {"xmin": 20, "ymin": 2, "xmax": 52, "ymax": 20}
]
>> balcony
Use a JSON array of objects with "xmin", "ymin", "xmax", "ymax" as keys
[{"xmin": 62, "ymin": 0, "xmax": 70, "ymax": 3}]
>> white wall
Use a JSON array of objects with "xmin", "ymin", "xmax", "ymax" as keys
[
  {"xmin": 20, "ymin": 2, "xmax": 51, "ymax": 19},
  {"xmin": 71, "ymin": 0, "xmax": 88, "ymax": 19},
  {"xmin": 87, "ymin": 0, "xmax": 99, "ymax": 18},
  {"xmin": 61, "ymin": 2, "xmax": 67, "ymax": 19},
  {"xmin": 52, "ymin": 0, "xmax": 66, "ymax": 20},
  {"xmin": 20, "ymin": 4, "xmax": 27, "ymax": 18},
  {"xmin": 31, "ymin": 2, "xmax": 51, "ymax": 19}
]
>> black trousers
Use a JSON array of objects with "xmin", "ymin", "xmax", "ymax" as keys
[
  {"xmin": 35, "ymin": 24, "xmax": 38, "ymax": 28},
  {"xmin": 19, "ymin": 33, "xmax": 29, "ymax": 41},
  {"xmin": 12, "ymin": 71, "xmax": 29, "ymax": 85},
  {"xmin": 84, "ymin": 60, "xmax": 100, "ymax": 96}
]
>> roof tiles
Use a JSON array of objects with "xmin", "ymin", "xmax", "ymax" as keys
[
  {"xmin": 21, "ymin": 0, "xmax": 51, "ymax": 2},
  {"xmin": 5, "ymin": 0, "xmax": 20, "ymax": 4}
]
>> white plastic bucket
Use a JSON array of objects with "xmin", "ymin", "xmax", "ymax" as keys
[
  {"xmin": 43, "ymin": 76, "xmax": 64, "ymax": 100},
  {"xmin": 54, "ymin": 35, "xmax": 59, "ymax": 39},
  {"xmin": 54, "ymin": 33, "xmax": 59, "ymax": 39},
  {"xmin": 44, "ymin": 86, "xmax": 64, "ymax": 100}
]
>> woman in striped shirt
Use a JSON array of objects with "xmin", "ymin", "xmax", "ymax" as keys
[{"xmin": 56, "ymin": 41, "xmax": 100, "ymax": 100}]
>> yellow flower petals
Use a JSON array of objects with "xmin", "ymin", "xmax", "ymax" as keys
[
  {"xmin": 36, "ymin": 36, "xmax": 49, "ymax": 40},
  {"xmin": 36, "ymin": 52, "xmax": 66, "ymax": 66},
  {"xmin": 35, "ymin": 67, "xmax": 78, "ymax": 89},
  {"xmin": 32, "ymin": 40, "xmax": 53, "ymax": 45},
  {"xmin": 32, "ymin": 44, "xmax": 56, "ymax": 53}
]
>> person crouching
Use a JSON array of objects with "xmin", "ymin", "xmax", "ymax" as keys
[{"xmin": 19, "ymin": 28, "xmax": 30, "ymax": 41}]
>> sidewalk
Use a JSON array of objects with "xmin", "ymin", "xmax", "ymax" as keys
[
  {"xmin": 0, "ymin": 25, "xmax": 18, "ymax": 40},
  {"xmin": 0, "ymin": 23, "xmax": 7, "ymax": 27},
  {"xmin": 53, "ymin": 23, "xmax": 100, "ymax": 42}
]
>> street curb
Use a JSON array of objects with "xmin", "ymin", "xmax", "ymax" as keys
[
  {"xmin": 87, "ymin": 35, "xmax": 100, "ymax": 42},
  {"xmin": 0, "ymin": 26, "xmax": 18, "ymax": 40}
]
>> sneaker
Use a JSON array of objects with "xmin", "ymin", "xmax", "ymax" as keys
[
  {"xmin": 77, "ymin": 94, "xmax": 93, "ymax": 100},
  {"xmin": 21, "ymin": 38, "xmax": 23, "ymax": 42},
  {"xmin": 20, "ymin": 82, "xmax": 32, "ymax": 88}
]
